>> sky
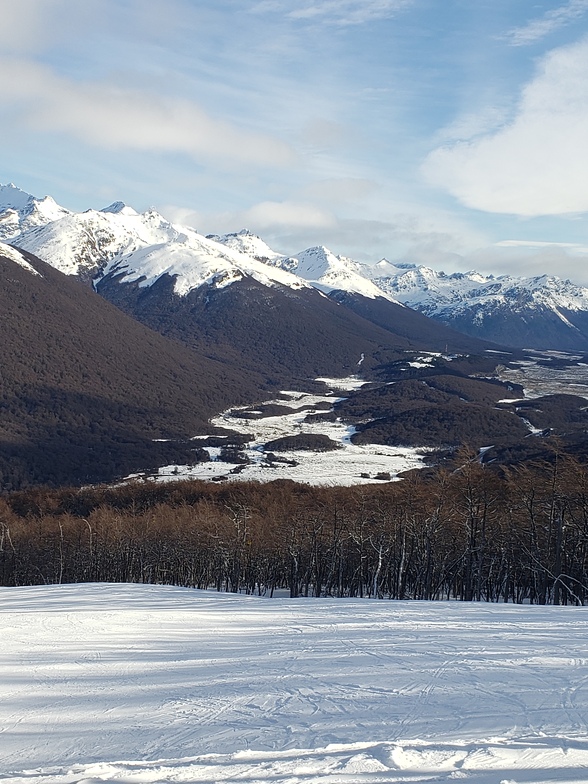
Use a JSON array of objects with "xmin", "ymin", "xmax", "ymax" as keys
[{"xmin": 2, "ymin": 0, "xmax": 588, "ymax": 281}]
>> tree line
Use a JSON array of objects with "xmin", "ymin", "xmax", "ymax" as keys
[{"xmin": 1, "ymin": 451, "xmax": 588, "ymax": 604}]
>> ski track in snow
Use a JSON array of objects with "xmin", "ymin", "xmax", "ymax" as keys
[{"xmin": 2, "ymin": 584, "xmax": 588, "ymax": 783}]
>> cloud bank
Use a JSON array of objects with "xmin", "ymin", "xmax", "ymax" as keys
[
  {"xmin": 0, "ymin": 59, "xmax": 295, "ymax": 169},
  {"xmin": 423, "ymin": 36, "xmax": 588, "ymax": 216}
]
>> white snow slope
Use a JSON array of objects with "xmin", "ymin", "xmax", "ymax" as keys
[
  {"xmin": 3, "ymin": 582, "xmax": 588, "ymax": 784},
  {"xmin": 0, "ymin": 241, "xmax": 41, "ymax": 276},
  {"xmin": 216, "ymin": 232, "xmax": 397, "ymax": 301},
  {"xmin": 0, "ymin": 186, "xmax": 307, "ymax": 294},
  {"xmin": 369, "ymin": 260, "xmax": 588, "ymax": 319},
  {"xmin": 5, "ymin": 183, "xmax": 588, "ymax": 315}
]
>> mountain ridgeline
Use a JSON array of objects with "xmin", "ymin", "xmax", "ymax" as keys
[{"xmin": 3, "ymin": 183, "xmax": 588, "ymax": 490}]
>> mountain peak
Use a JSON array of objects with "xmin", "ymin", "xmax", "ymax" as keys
[
  {"xmin": 101, "ymin": 201, "xmax": 139, "ymax": 216},
  {"xmin": 0, "ymin": 182, "xmax": 36, "ymax": 212}
]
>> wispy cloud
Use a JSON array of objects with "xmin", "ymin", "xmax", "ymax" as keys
[
  {"xmin": 250, "ymin": 0, "xmax": 413, "ymax": 26},
  {"xmin": 504, "ymin": 0, "xmax": 588, "ymax": 46},
  {"xmin": 422, "ymin": 36, "xmax": 588, "ymax": 217},
  {"xmin": 0, "ymin": 59, "xmax": 295, "ymax": 169}
]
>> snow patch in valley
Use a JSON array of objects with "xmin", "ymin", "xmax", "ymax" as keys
[
  {"xmin": 498, "ymin": 353, "xmax": 588, "ymax": 400},
  {"xmin": 2, "ymin": 583, "xmax": 588, "ymax": 784},
  {"xmin": 153, "ymin": 377, "xmax": 431, "ymax": 486}
]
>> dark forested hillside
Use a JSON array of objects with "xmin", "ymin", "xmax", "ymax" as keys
[
  {"xmin": 96, "ymin": 271, "xmax": 496, "ymax": 386},
  {"xmin": 0, "ymin": 250, "xmax": 262, "ymax": 490},
  {"xmin": 328, "ymin": 290, "xmax": 498, "ymax": 354}
]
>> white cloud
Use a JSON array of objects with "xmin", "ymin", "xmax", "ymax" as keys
[
  {"xmin": 504, "ymin": 0, "xmax": 588, "ymax": 46},
  {"xmin": 237, "ymin": 200, "xmax": 336, "ymax": 229},
  {"xmin": 303, "ymin": 177, "xmax": 380, "ymax": 203},
  {"xmin": 0, "ymin": 59, "xmax": 295, "ymax": 168},
  {"xmin": 422, "ymin": 37, "xmax": 588, "ymax": 216},
  {"xmin": 0, "ymin": 0, "xmax": 66, "ymax": 52},
  {"xmin": 467, "ymin": 243, "xmax": 588, "ymax": 285},
  {"xmin": 159, "ymin": 197, "xmax": 484, "ymax": 266},
  {"xmin": 250, "ymin": 0, "xmax": 413, "ymax": 26}
]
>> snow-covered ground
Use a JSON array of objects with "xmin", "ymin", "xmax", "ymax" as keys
[
  {"xmin": 498, "ymin": 352, "xmax": 588, "ymax": 400},
  {"xmin": 153, "ymin": 380, "xmax": 431, "ymax": 486},
  {"xmin": 2, "ymin": 583, "xmax": 588, "ymax": 784}
]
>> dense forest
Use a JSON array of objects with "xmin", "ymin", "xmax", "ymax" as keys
[{"xmin": 2, "ymin": 449, "xmax": 588, "ymax": 605}]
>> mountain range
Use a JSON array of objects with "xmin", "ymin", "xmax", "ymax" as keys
[
  {"xmin": 5, "ymin": 182, "xmax": 588, "ymax": 352},
  {"xmin": 3, "ymin": 182, "xmax": 588, "ymax": 490}
]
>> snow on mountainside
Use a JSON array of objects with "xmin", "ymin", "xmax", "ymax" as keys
[
  {"xmin": 369, "ymin": 260, "xmax": 588, "ymax": 317},
  {"xmin": 102, "ymin": 232, "xmax": 311, "ymax": 296},
  {"xmin": 365, "ymin": 260, "xmax": 588, "ymax": 350},
  {"xmin": 8, "ymin": 189, "xmax": 310, "ymax": 295},
  {"xmin": 6, "ymin": 183, "xmax": 588, "ymax": 349},
  {"xmin": 0, "ymin": 183, "xmax": 70, "ymax": 240},
  {"xmin": 214, "ymin": 231, "xmax": 396, "ymax": 301},
  {"xmin": 16, "ymin": 205, "xmax": 181, "ymax": 279},
  {"xmin": 0, "ymin": 240, "xmax": 41, "ymax": 276},
  {"xmin": 208, "ymin": 228, "xmax": 288, "ymax": 265},
  {"xmin": 287, "ymin": 245, "xmax": 397, "ymax": 301}
]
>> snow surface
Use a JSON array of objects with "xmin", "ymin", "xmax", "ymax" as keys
[
  {"xmin": 3, "ymin": 582, "xmax": 588, "ymax": 784},
  {"xmin": 153, "ymin": 380, "xmax": 430, "ymax": 486},
  {"xmin": 0, "ymin": 241, "xmax": 41, "ymax": 276},
  {"xmin": 105, "ymin": 231, "xmax": 310, "ymax": 296},
  {"xmin": 498, "ymin": 353, "xmax": 588, "ymax": 400}
]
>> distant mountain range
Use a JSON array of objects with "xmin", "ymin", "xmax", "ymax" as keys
[
  {"xmin": 4, "ymin": 182, "xmax": 588, "ymax": 490},
  {"xmin": 219, "ymin": 229, "xmax": 588, "ymax": 353},
  {"xmin": 5, "ymin": 182, "xmax": 588, "ymax": 352}
]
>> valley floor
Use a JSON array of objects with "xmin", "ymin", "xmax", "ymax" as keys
[
  {"xmin": 2, "ymin": 584, "xmax": 588, "ymax": 783},
  {"xmin": 151, "ymin": 376, "xmax": 431, "ymax": 486}
]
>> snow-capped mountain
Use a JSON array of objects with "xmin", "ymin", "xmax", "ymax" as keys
[
  {"xmin": 0, "ymin": 183, "xmax": 70, "ymax": 241},
  {"xmin": 213, "ymin": 231, "xmax": 396, "ymax": 302},
  {"xmin": 368, "ymin": 261, "xmax": 588, "ymax": 350},
  {"xmin": 8, "ymin": 181, "xmax": 588, "ymax": 351},
  {"xmin": 277, "ymin": 245, "xmax": 397, "ymax": 301},
  {"xmin": 101, "ymin": 231, "xmax": 309, "ymax": 296},
  {"xmin": 369, "ymin": 260, "xmax": 588, "ymax": 316},
  {"xmin": 208, "ymin": 229, "xmax": 288, "ymax": 266},
  {"xmin": 7, "ymin": 185, "xmax": 488, "ymax": 391},
  {"xmin": 9, "ymin": 194, "xmax": 310, "ymax": 293}
]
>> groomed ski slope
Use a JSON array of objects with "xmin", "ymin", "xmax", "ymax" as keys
[{"xmin": 2, "ymin": 583, "xmax": 588, "ymax": 784}]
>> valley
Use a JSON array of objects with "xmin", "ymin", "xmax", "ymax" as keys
[
  {"xmin": 149, "ymin": 376, "xmax": 433, "ymax": 486},
  {"xmin": 2, "ymin": 183, "xmax": 588, "ymax": 490},
  {"xmin": 138, "ymin": 350, "xmax": 588, "ymax": 487}
]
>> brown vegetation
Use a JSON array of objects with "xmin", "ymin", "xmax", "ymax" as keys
[{"xmin": 2, "ymin": 451, "xmax": 588, "ymax": 605}]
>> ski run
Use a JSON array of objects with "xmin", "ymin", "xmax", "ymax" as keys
[{"xmin": 2, "ymin": 583, "xmax": 588, "ymax": 784}]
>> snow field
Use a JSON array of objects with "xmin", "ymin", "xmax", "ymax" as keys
[
  {"xmin": 2, "ymin": 583, "xmax": 588, "ymax": 783},
  {"xmin": 155, "ymin": 380, "xmax": 431, "ymax": 486}
]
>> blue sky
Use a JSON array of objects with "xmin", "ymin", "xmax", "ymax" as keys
[{"xmin": 2, "ymin": 0, "xmax": 588, "ymax": 280}]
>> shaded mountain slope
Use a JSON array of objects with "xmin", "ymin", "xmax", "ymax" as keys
[
  {"xmin": 96, "ymin": 268, "xmax": 492, "ymax": 387},
  {"xmin": 329, "ymin": 290, "xmax": 498, "ymax": 355},
  {"xmin": 97, "ymin": 271, "xmax": 396, "ymax": 385},
  {"xmin": 0, "ymin": 247, "xmax": 261, "ymax": 490}
]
